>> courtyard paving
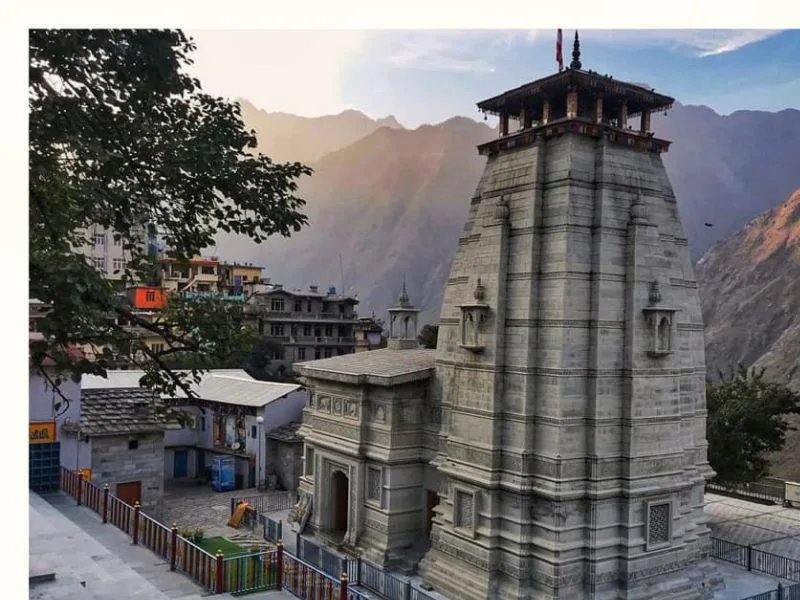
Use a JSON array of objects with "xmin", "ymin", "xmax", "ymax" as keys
[
  {"xmin": 706, "ymin": 492, "xmax": 800, "ymax": 560},
  {"xmin": 161, "ymin": 482, "xmax": 277, "ymax": 549},
  {"xmin": 29, "ymin": 491, "xmax": 293, "ymax": 600}
]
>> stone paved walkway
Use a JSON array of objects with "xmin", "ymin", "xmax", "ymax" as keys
[
  {"xmin": 29, "ymin": 491, "xmax": 293, "ymax": 600},
  {"xmin": 706, "ymin": 493, "xmax": 800, "ymax": 559},
  {"xmin": 162, "ymin": 482, "xmax": 276, "ymax": 548}
]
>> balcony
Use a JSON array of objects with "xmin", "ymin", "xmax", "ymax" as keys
[
  {"xmin": 264, "ymin": 335, "xmax": 356, "ymax": 346},
  {"xmin": 181, "ymin": 291, "xmax": 245, "ymax": 302},
  {"xmin": 245, "ymin": 308, "xmax": 358, "ymax": 322}
]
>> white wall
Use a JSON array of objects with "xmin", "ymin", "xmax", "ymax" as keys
[
  {"xmin": 264, "ymin": 390, "xmax": 307, "ymax": 430},
  {"xmin": 29, "ymin": 373, "xmax": 90, "ymax": 471}
]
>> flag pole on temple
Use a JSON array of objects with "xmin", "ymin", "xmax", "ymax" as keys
[{"xmin": 556, "ymin": 29, "xmax": 563, "ymax": 72}]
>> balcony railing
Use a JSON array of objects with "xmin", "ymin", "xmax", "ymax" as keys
[
  {"xmin": 245, "ymin": 308, "xmax": 358, "ymax": 321},
  {"xmin": 266, "ymin": 335, "xmax": 356, "ymax": 346},
  {"xmin": 182, "ymin": 291, "xmax": 245, "ymax": 302}
]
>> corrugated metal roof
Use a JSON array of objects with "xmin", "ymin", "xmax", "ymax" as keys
[
  {"xmin": 81, "ymin": 369, "xmax": 252, "ymax": 391},
  {"xmin": 192, "ymin": 376, "xmax": 301, "ymax": 408},
  {"xmin": 81, "ymin": 369, "xmax": 300, "ymax": 409}
]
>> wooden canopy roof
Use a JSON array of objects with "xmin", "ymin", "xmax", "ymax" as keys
[{"xmin": 477, "ymin": 69, "xmax": 674, "ymax": 119}]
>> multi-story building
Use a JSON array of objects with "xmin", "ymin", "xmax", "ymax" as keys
[
  {"xmin": 159, "ymin": 255, "xmax": 221, "ymax": 294},
  {"xmin": 354, "ymin": 315, "xmax": 386, "ymax": 352},
  {"xmin": 245, "ymin": 284, "xmax": 360, "ymax": 371},
  {"xmin": 78, "ymin": 225, "xmax": 159, "ymax": 289},
  {"xmin": 219, "ymin": 261, "xmax": 264, "ymax": 296}
]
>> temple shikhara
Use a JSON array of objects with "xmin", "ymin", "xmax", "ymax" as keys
[{"xmin": 294, "ymin": 32, "xmax": 721, "ymax": 600}]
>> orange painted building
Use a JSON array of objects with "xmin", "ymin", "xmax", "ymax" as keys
[{"xmin": 128, "ymin": 286, "xmax": 167, "ymax": 310}]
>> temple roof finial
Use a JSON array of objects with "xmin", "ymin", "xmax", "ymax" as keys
[
  {"xmin": 570, "ymin": 30, "xmax": 582, "ymax": 70},
  {"xmin": 399, "ymin": 275, "xmax": 410, "ymax": 307}
]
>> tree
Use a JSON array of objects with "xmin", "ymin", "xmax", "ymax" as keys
[
  {"xmin": 29, "ymin": 29, "xmax": 312, "ymax": 402},
  {"xmin": 418, "ymin": 324, "xmax": 439, "ymax": 349},
  {"xmin": 706, "ymin": 364, "xmax": 800, "ymax": 484}
]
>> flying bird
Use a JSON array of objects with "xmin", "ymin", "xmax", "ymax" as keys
[{"xmin": 704, "ymin": 223, "xmax": 714, "ymax": 227}]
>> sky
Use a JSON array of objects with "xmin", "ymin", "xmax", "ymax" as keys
[{"xmin": 186, "ymin": 29, "xmax": 800, "ymax": 128}]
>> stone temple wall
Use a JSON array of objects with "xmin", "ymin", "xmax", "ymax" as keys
[{"xmin": 419, "ymin": 132, "xmax": 719, "ymax": 600}]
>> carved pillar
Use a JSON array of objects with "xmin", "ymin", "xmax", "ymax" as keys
[
  {"xmin": 542, "ymin": 100, "xmax": 551, "ymax": 125},
  {"xmin": 641, "ymin": 108, "xmax": 651, "ymax": 132},
  {"xmin": 595, "ymin": 94, "xmax": 603, "ymax": 124},
  {"xmin": 566, "ymin": 88, "xmax": 578, "ymax": 119},
  {"xmin": 619, "ymin": 102, "xmax": 628, "ymax": 129},
  {"xmin": 500, "ymin": 113, "xmax": 509, "ymax": 136}
]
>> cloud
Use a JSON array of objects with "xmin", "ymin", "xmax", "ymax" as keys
[
  {"xmin": 368, "ymin": 31, "xmax": 516, "ymax": 73},
  {"xmin": 531, "ymin": 29, "xmax": 782, "ymax": 57},
  {"xmin": 186, "ymin": 30, "xmax": 367, "ymax": 116}
]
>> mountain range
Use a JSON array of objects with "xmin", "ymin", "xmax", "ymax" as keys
[
  {"xmin": 216, "ymin": 99, "xmax": 800, "ymax": 479},
  {"xmin": 697, "ymin": 188, "xmax": 800, "ymax": 481},
  {"xmin": 215, "ymin": 99, "xmax": 800, "ymax": 323}
]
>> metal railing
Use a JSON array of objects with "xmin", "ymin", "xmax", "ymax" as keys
[
  {"xmin": 710, "ymin": 536, "xmax": 800, "ymax": 582},
  {"xmin": 58, "ymin": 468, "xmax": 370, "ymax": 598},
  {"xmin": 707, "ymin": 480, "xmax": 786, "ymax": 504},
  {"xmin": 230, "ymin": 491, "xmax": 296, "ymax": 515}
]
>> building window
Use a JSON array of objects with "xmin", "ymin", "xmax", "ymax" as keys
[
  {"xmin": 315, "ymin": 348, "xmax": 321, "ymax": 360},
  {"xmin": 324, "ymin": 325, "xmax": 333, "ymax": 337},
  {"xmin": 366, "ymin": 467, "xmax": 382, "ymax": 505},
  {"xmin": 251, "ymin": 425, "xmax": 257, "ymax": 438},
  {"xmin": 270, "ymin": 324, "xmax": 285, "ymax": 337},
  {"xmin": 271, "ymin": 299, "xmax": 285, "ymax": 311},
  {"xmin": 303, "ymin": 325, "xmax": 312, "ymax": 337},
  {"xmin": 647, "ymin": 502, "xmax": 672, "ymax": 549},
  {"xmin": 305, "ymin": 447, "xmax": 315, "ymax": 476},
  {"xmin": 92, "ymin": 257, "xmax": 105, "ymax": 270},
  {"xmin": 145, "ymin": 290, "xmax": 156, "ymax": 302},
  {"xmin": 323, "ymin": 348, "xmax": 333, "ymax": 358},
  {"xmin": 242, "ymin": 275, "xmax": 248, "ymax": 281},
  {"xmin": 128, "ymin": 440, "xmax": 139, "ymax": 450},
  {"xmin": 151, "ymin": 343, "xmax": 165, "ymax": 353},
  {"xmin": 113, "ymin": 236, "xmax": 122, "ymax": 246},
  {"xmin": 200, "ymin": 416, "xmax": 206, "ymax": 432},
  {"xmin": 454, "ymin": 490, "xmax": 476, "ymax": 533},
  {"xmin": 297, "ymin": 348, "xmax": 306, "ymax": 361},
  {"xmin": 113, "ymin": 258, "xmax": 126, "ymax": 272},
  {"xmin": 294, "ymin": 301, "xmax": 303, "ymax": 312},
  {"xmin": 92, "ymin": 233, "xmax": 105, "ymax": 246},
  {"xmin": 201, "ymin": 265, "xmax": 215, "ymax": 275},
  {"xmin": 307, "ymin": 301, "xmax": 312, "ymax": 313}
]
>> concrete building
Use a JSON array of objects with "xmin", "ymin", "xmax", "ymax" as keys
[
  {"xmin": 77, "ymin": 224, "xmax": 158, "ymax": 288},
  {"xmin": 81, "ymin": 369, "xmax": 307, "ymax": 492},
  {"xmin": 294, "ymin": 41, "xmax": 721, "ymax": 600},
  {"xmin": 80, "ymin": 387, "xmax": 180, "ymax": 518},
  {"xmin": 266, "ymin": 421, "xmax": 304, "ymax": 492},
  {"xmin": 245, "ymin": 284, "xmax": 360, "ymax": 372},
  {"xmin": 29, "ymin": 348, "xmax": 88, "ymax": 492},
  {"xmin": 219, "ymin": 261, "xmax": 265, "ymax": 295},
  {"xmin": 159, "ymin": 255, "xmax": 221, "ymax": 294}
]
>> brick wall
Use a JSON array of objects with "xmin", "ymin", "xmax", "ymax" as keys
[{"xmin": 91, "ymin": 432, "xmax": 165, "ymax": 519}]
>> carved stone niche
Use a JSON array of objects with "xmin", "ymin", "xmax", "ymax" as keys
[
  {"xmin": 642, "ymin": 281, "xmax": 678, "ymax": 357},
  {"xmin": 458, "ymin": 277, "xmax": 490, "ymax": 353}
]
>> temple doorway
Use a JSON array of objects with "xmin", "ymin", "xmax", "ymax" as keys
[{"xmin": 331, "ymin": 471, "xmax": 349, "ymax": 534}]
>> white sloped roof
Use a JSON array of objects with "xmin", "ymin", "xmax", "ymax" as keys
[
  {"xmin": 81, "ymin": 369, "xmax": 252, "ymax": 390},
  {"xmin": 80, "ymin": 369, "xmax": 300, "ymax": 408},
  {"xmin": 192, "ymin": 376, "xmax": 301, "ymax": 408}
]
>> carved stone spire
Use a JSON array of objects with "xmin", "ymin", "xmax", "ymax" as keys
[
  {"xmin": 570, "ymin": 30, "xmax": 582, "ymax": 70},
  {"xmin": 399, "ymin": 277, "xmax": 410, "ymax": 307}
]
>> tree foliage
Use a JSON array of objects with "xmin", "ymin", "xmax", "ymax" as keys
[
  {"xmin": 29, "ymin": 29, "xmax": 312, "ymax": 401},
  {"xmin": 706, "ymin": 364, "xmax": 800, "ymax": 484},
  {"xmin": 418, "ymin": 324, "xmax": 439, "ymax": 349}
]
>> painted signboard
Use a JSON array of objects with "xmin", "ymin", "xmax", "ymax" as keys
[{"xmin": 29, "ymin": 421, "xmax": 57, "ymax": 444}]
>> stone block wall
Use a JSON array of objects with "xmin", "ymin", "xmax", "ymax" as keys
[
  {"xmin": 266, "ymin": 438, "xmax": 303, "ymax": 492},
  {"xmin": 91, "ymin": 432, "xmax": 165, "ymax": 519}
]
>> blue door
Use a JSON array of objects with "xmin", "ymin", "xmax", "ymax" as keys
[{"xmin": 174, "ymin": 450, "xmax": 188, "ymax": 478}]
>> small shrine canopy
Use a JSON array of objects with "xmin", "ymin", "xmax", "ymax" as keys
[{"xmin": 477, "ymin": 69, "xmax": 675, "ymax": 121}]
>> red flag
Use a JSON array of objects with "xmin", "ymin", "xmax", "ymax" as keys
[{"xmin": 556, "ymin": 29, "xmax": 563, "ymax": 72}]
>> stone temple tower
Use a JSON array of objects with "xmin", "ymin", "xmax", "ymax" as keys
[{"xmin": 418, "ymin": 35, "xmax": 720, "ymax": 599}]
